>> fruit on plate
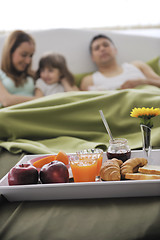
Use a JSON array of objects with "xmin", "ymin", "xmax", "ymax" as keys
[
  {"xmin": 8, "ymin": 163, "xmax": 39, "ymax": 185},
  {"xmin": 29, "ymin": 155, "xmax": 49, "ymax": 166},
  {"xmin": 55, "ymin": 151, "xmax": 69, "ymax": 165},
  {"xmin": 33, "ymin": 155, "xmax": 56, "ymax": 169},
  {"xmin": 32, "ymin": 151, "xmax": 69, "ymax": 170},
  {"xmin": 40, "ymin": 161, "xmax": 69, "ymax": 184}
]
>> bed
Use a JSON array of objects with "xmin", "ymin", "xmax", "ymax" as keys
[{"xmin": 0, "ymin": 28, "xmax": 160, "ymax": 240}]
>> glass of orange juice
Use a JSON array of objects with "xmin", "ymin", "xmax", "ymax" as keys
[
  {"xmin": 69, "ymin": 153, "xmax": 98, "ymax": 182},
  {"xmin": 77, "ymin": 149, "xmax": 103, "ymax": 177}
]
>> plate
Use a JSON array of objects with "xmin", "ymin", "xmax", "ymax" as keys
[{"xmin": 1, "ymin": 150, "xmax": 160, "ymax": 202}]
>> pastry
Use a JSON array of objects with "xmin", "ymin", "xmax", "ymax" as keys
[
  {"xmin": 100, "ymin": 158, "xmax": 123, "ymax": 181},
  {"xmin": 121, "ymin": 158, "xmax": 147, "ymax": 179},
  {"xmin": 125, "ymin": 172, "xmax": 160, "ymax": 180}
]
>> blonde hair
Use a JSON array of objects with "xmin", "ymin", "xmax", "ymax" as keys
[
  {"xmin": 1, "ymin": 30, "xmax": 35, "ymax": 87},
  {"xmin": 36, "ymin": 53, "xmax": 75, "ymax": 86}
]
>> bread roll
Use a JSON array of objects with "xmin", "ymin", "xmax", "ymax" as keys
[
  {"xmin": 100, "ymin": 158, "xmax": 123, "ymax": 181},
  {"xmin": 125, "ymin": 172, "xmax": 160, "ymax": 180},
  {"xmin": 121, "ymin": 158, "xmax": 148, "ymax": 179}
]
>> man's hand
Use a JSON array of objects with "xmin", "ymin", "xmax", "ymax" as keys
[{"xmin": 120, "ymin": 79, "xmax": 147, "ymax": 89}]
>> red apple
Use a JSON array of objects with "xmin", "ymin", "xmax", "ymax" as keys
[
  {"xmin": 8, "ymin": 163, "xmax": 39, "ymax": 185},
  {"xmin": 40, "ymin": 161, "xmax": 69, "ymax": 184}
]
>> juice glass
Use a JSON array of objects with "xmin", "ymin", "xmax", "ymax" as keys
[
  {"xmin": 69, "ymin": 153, "xmax": 98, "ymax": 182},
  {"xmin": 77, "ymin": 149, "xmax": 103, "ymax": 177}
]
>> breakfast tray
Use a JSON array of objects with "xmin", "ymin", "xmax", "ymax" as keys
[{"xmin": 0, "ymin": 150, "xmax": 160, "ymax": 202}]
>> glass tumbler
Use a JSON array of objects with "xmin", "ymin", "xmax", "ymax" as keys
[{"xmin": 77, "ymin": 148, "xmax": 103, "ymax": 177}]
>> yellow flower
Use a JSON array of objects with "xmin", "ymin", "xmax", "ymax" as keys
[
  {"xmin": 130, "ymin": 107, "xmax": 160, "ymax": 118},
  {"xmin": 130, "ymin": 107, "xmax": 160, "ymax": 128}
]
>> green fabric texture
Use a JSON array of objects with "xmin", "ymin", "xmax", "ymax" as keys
[
  {"xmin": 0, "ymin": 85, "xmax": 160, "ymax": 155},
  {"xmin": 1, "ymin": 192, "xmax": 160, "ymax": 240},
  {"xmin": 147, "ymin": 56, "xmax": 160, "ymax": 75},
  {"xmin": 74, "ymin": 72, "xmax": 93, "ymax": 87}
]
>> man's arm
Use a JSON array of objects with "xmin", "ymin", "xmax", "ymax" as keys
[
  {"xmin": 80, "ymin": 74, "xmax": 94, "ymax": 91},
  {"xmin": 121, "ymin": 61, "xmax": 160, "ymax": 89},
  {"xmin": 133, "ymin": 60, "xmax": 160, "ymax": 80}
]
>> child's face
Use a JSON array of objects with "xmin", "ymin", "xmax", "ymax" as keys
[{"xmin": 40, "ymin": 67, "xmax": 61, "ymax": 85}]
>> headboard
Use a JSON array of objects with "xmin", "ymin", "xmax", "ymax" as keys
[{"xmin": 0, "ymin": 28, "xmax": 159, "ymax": 74}]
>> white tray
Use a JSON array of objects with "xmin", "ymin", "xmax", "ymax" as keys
[{"xmin": 1, "ymin": 150, "xmax": 160, "ymax": 202}]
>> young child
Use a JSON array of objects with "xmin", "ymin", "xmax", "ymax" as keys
[{"xmin": 35, "ymin": 53, "xmax": 79, "ymax": 97}]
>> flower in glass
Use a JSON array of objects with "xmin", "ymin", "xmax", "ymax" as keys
[
  {"xmin": 130, "ymin": 107, "xmax": 160, "ymax": 161},
  {"xmin": 130, "ymin": 107, "xmax": 160, "ymax": 128}
]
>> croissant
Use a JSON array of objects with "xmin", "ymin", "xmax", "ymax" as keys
[
  {"xmin": 100, "ymin": 158, "xmax": 123, "ymax": 181},
  {"xmin": 121, "ymin": 157, "xmax": 148, "ymax": 179}
]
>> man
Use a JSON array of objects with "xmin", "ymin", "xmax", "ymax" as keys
[{"xmin": 80, "ymin": 34, "xmax": 160, "ymax": 91}]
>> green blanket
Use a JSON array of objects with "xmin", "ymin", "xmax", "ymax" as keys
[{"xmin": 0, "ymin": 85, "xmax": 160, "ymax": 155}]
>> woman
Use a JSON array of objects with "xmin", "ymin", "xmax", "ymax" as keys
[{"xmin": 0, "ymin": 30, "xmax": 37, "ymax": 107}]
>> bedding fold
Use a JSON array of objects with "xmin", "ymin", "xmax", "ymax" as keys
[{"xmin": 0, "ymin": 85, "xmax": 160, "ymax": 154}]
